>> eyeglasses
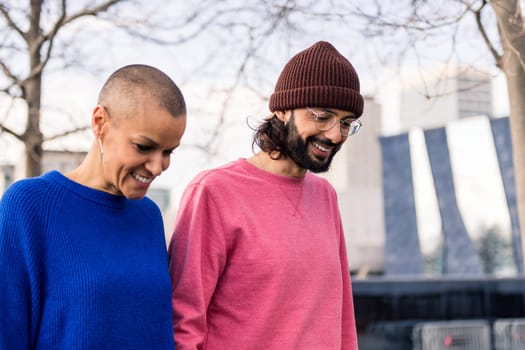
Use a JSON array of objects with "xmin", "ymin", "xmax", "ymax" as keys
[{"xmin": 306, "ymin": 108, "xmax": 362, "ymax": 137}]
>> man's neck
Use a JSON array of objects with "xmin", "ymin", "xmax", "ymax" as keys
[{"xmin": 248, "ymin": 152, "xmax": 307, "ymax": 178}]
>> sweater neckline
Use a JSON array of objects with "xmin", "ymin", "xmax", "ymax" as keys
[
  {"xmin": 238, "ymin": 158, "xmax": 306, "ymax": 187},
  {"xmin": 45, "ymin": 170, "xmax": 128, "ymax": 209}
]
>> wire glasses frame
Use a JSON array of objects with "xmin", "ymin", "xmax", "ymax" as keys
[{"xmin": 306, "ymin": 108, "xmax": 362, "ymax": 137}]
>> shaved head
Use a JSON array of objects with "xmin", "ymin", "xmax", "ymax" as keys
[{"xmin": 98, "ymin": 64, "xmax": 186, "ymax": 120}]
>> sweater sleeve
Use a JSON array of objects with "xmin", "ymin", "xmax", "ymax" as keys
[
  {"xmin": 168, "ymin": 181, "xmax": 228, "ymax": 350},
  {"xmin": 339, "ymin": 220, "xmax": 359, "ymax": 350},
  {"xmin": 0, "ymin": 186, "xmax": 38, "ymax": 350}
]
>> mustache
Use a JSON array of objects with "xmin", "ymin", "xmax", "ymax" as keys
[{"xmin": 309, "ymin": 136, "xmax": 339, "ymax": 148}]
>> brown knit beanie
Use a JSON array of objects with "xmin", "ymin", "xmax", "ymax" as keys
[{"xmin": 269, "ymin": 41, "xmax": 363, "ymax": 117}]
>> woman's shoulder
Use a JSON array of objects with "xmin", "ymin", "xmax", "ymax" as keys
[
  {"xmin": 2, "ymin": 173, "xmax": 55, "ymax": 204},
  {"xmin": 0, "ymin": 173, "xmax": 60, "ymax": 229}
]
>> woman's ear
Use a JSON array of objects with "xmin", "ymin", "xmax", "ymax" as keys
[{"xmin": 92, "ymin": 105, "xmax": 108, "ymax": 137}]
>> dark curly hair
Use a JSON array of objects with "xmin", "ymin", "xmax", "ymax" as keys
[{"xmin": 251, "ymin": 114, "xmax": 290, "ymax": 160}]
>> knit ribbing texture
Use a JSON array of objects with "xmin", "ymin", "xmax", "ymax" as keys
[{"xmin": 269, "ymin": 41, "xmax": 364, "ymax": 117}]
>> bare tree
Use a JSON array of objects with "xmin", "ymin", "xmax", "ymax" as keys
[
  {"xmin": 0, "ymin": 0, "xmax": 242, "ymax": 176},
  {"xmin": 0, "ymin": 1, "xmax": 124, "ymax": 176},
  {"xmin": 200, "ymin": 0, "xmax": 524, "ymax": 274},
  {"xmin": 346, "ymin": 0, "xmax": 525, "ymax": 272},
  {"xmin": 0, "ymin": 0, "xmax": 314, "ymax": 176},
  {"xmin": 491, "ymin": 0, "xmax": 525, "ymax": 273},
  {"xmin": 4, "ymin": 1, "xmax": 521, "ymax": 270}
]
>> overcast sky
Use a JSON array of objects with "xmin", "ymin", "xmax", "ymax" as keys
[{"xmin": 0, "ymin": 2, "xmax": 511, "ymax": 213}]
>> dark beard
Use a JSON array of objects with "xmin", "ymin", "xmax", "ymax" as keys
[{"xmin": 284, "ymin": 115, "xmax": 341, "ymax": 173}]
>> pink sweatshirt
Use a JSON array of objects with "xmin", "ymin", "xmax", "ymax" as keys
[{"xmin": 168, "ymin": 159, "xmax": 358, "ymax": 349}]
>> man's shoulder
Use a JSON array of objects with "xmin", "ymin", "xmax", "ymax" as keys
[
  {"xmin": 306, "ymin": 172, "xmax": 333, "ymax": 187},
  {"xmin": 191, "ymin": 159, "xmax": 246, "ymax": 184},
  {"xmin": 305, "ymin": 172, "xmax": 338, "ymax": 196}
]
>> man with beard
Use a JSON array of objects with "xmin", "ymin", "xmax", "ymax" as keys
[{"xmin": 168, "ymin": 41, "xmax": 364, "ymax": 350}]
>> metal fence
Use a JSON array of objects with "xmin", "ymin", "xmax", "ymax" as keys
[
  {"xmin": 494, "ymin": 318, "xmax": 525, "ymax": 350},
  {"xmin": 412, "ymin": 320, "xmax": 491, "ymax": 350}
]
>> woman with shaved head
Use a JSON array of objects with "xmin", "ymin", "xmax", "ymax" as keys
[{"xmin": 0, "ymin": 64, "xmax": 186, "ymax": 349}]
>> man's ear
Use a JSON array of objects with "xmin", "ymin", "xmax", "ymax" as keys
[
  {"xmin": 275, "ymin": 110, "xmax": 288, "ymax": 124},
  {"xmin": 92, "ymin": 105, "xmax": 108, "ymax": 137}
]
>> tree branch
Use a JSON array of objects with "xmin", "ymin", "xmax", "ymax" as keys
[
  {"xmin": 61, "ymin": 0, "xmax": 122, "ymax": 26},
  {"xmin": 0, "ymin": 60, "xmax": 21, "ymax": 88},
  {"xmin": 352, "ymin": 1, "xmax": 472, "ymax": 33},
  {"xmin": 22, "ymin": 0, "xmax": 123, "ymax": 83},
  {"xmin": 473, "ymin": 0, "xmax": 503, "ymax": 67},
  {"xmin": 0, "ymin": 2, "xmax": 25, "ymax": 38},
  {"xmin": 197, "ymin": 0, "xmax": 297, "ymax": 154},
  {"xmin": 107, "ymin": 4, "xmax": 252, "ymax": 46},
  {"xmin": 490, "ymin": 0, "xmax": 525, "ymax": 72},
  {"xmin": 45, "ymin": 125, "xmax": 91, "ymax": 142},
  {"xmin": 0, "ymin": 124, "xmax": 22, "ymax": 140}
]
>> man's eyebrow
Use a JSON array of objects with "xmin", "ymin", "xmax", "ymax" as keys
[
  {"xmin": 318, "ymin": 108, "xmax": 336, "ymax": 115},
  {"xmin": 320, "ymin": 108, "xmax": 357, "ymax": 119}
]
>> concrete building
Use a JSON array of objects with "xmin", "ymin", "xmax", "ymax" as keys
[
  {"xmin": 41, "ymin": 150, "xmax": 87, "ymax": 174},
  {"xmin": 399, "ymin": 67, "xmax": 493, "ymax": 131},
  {"xmin": 5, "ymin": 150, "xmax": 88, "ymax": 184},
  {"xmin": 323, "ymin": 96, "xmax": 385, "ymax": 274},
  {"xmin": 0, "ymin": 164, "xmax": 15, "ymax": 194},
  {"xmin": 322, "ymin": 69, "xmax": 515, "ymax": 277},
  {"xmin": 380, "ymin": 115, "xmax": 518, "ymax": 277}
]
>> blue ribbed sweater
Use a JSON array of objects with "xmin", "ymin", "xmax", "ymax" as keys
[{"xmin": 0, "ymin": 171, "xmax": 174, "ymax": 349}]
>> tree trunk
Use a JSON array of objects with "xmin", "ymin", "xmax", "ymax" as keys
[
  {"xmin": 23, "ymin": 0, "xmax": 44, "ymax": 177},
  {"xmin": 491, "ymin": 0, "xmax": 525, "ymax": 273},
  {"xmin": 506, "ymin": 70, "xmax": 525, "ymax": 273},
  {"xmin": 24, "ymin": 74, "xmax": 43, "ymax": 177}
]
